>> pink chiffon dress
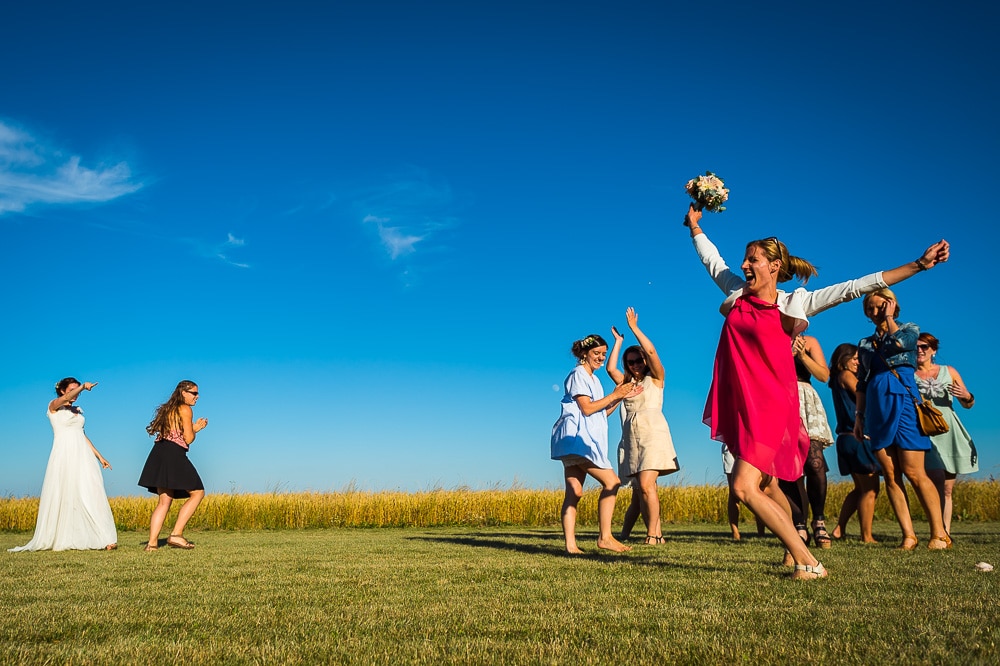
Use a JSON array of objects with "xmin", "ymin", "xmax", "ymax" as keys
[{"xmin": 703, "ymin": 295, "xmax": 808, "ymax": 481}]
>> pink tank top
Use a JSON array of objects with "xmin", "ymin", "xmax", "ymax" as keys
[{"xmin": 163, "ymin": 429, "xmax": 189, "ymax": 450}]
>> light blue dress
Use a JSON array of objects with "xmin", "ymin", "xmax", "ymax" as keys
[{"xmin": 551, "ymin": 365, "xmax": 613, "ymax": 469}]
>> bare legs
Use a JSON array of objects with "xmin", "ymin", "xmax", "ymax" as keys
[
  {"xmin": 832, "ymin": 473, "xmax": 880, "ymax": 542},
  {"xmin": 619, "ymin": 484, "xmax": 644, "ymax": 540},
  {"xmin": 637, "ymin": 470, "xmax": 662, "ymax": 541},
  {"xmin": 730, "ymin": 458, "xmax": 821, "ymax": 570},
  {"xmin": 146, "ymin": 488, "xmax": 205, "ymax": 550},
  {"xmin": 926, "ymin": 468, "xmax": 956, "ymax": 535},
  {"xmin": 876, "ymin": 447, "xmax": 946, "ymax": 545},
  {"xmin": 561, "ymin": 464, "xmax": 630, "ymax": 554},
  {"xmin": 728, "ymin": 472, "xmax": 770, "ymax": 540}
]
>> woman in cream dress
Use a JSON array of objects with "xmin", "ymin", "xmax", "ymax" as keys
[{"xmin": 607, "ymin": 308, "xmax": 679, "ymax": 544}]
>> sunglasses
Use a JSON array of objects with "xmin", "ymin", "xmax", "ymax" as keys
[
  {"xmin": 184, "ymin": 390, "xmax": 199, "ymax": 396},
  {"xmin": 625, "ymin": 358, "xmax": 645, "ymax": 366},
  {"xmin": 916, "ymin": 344, "xmax": 931, "ymax": 351}
]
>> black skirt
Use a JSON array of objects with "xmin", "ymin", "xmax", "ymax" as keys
[{"xmin": 137, "ymin": 439, "xmax": 204, "ymax": 498}]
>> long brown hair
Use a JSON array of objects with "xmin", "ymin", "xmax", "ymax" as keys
[
  {"xmin": 621, "ymin": 345, "xmax": 646, "ymax": 383},
  {"xmin": 146, "ymin": 380, "xmax": 197, "ymax": 438},
  {"xmin": 747, "ymin": 237, "xmax": 818, "ymax": 284}
]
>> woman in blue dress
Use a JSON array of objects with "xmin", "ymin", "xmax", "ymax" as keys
[
  {"xmin": 827, "ymin": 343, "xmax": 881, "ymax": 543},
  {"xmin": 552, "ymin": 334, "xmax": 640, "ymax": 554},
  {"xmin": 855, "ymin": 289, "xmax": 949, "ymax": 550}
]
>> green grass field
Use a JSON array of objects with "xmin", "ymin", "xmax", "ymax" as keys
[{"xmin": 3, "ymin": 522, "xmax": 998, "ymax": 665}]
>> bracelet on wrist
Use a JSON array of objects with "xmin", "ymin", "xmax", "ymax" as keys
[{"xmin": 915, "ymin": 258, "xmax": 928, "ymax": 271}]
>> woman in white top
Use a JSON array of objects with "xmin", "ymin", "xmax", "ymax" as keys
[{"xmin": 9, "ymin": 378, "xmax": 117, "ymax": 552}]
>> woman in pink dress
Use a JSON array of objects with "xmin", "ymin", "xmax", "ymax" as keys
[{"xmin": 685, "ymin": 203, "xmax": 949, "ymax": 579}]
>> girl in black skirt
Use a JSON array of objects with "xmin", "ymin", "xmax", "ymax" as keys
[{"xmin": 138, "ymin": 380, "xmax": 208, "ymax": 551}]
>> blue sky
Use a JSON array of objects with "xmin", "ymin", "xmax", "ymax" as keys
[{"xmin": 2, "ymin": 1, "xmax": 997, "ymax": 497}]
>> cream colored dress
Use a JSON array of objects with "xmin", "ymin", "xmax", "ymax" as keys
[{"xmin": 618, "ymin": 376, "xmax": 680, "ymax": 478}]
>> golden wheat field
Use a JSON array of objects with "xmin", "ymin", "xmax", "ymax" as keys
[{"xmin": 2, "ymin": 480, "xmax": 998, "ymax": 531}]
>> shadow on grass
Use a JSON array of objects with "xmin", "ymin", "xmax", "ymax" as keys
[{"xmin": 406, "ymin": 532, "xmax": 742, "ymax": 573}]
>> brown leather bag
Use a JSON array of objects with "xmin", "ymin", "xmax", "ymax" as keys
[{"xmin": 882, "ymin": 360, "xmax": 949, "ymax": 437}]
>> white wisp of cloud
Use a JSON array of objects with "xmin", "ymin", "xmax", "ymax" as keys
[{"xmin": 0, "ymin": 120, "xmax": 142, "ymax": 215}]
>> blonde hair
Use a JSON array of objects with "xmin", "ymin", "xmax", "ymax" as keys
[
  {"xmin": 862, "ymin": 287, "xmax": 901, "ymax": 319},
  {"xmin": 747, "ymin": 237, "xmax": 818, "ymax": 284}
]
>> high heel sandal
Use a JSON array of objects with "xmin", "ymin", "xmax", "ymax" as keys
[
  {"xmin": 795, "ymin": 523, "xmax": 810, "ymax": 546},
  {"xmin": 792, "ymin": 562, "xmax": 828, "ymax": 581},
  {"xmin": 898, "ymin": 535, "xmax": 919, "ymax": 551},
  {"xmin": 811, "ymin": 520, "xmax": 832, "ymax": 549},
  {"xmin": 928, "ymin": 534, "xmax": 953, "ymax": 550}
]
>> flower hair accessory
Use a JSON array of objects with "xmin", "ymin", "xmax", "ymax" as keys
[
  {"xmin": 581, "ymin": 336, "xmax": 596, "ymax": 347},
  {"xmin": 685, "ymin": 171, "xmax": 729, "ymax": 213}
]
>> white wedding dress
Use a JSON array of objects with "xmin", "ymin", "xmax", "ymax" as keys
[{"xmin": 8, "ymin": 408, "xmax": 117, "ymax": 551}]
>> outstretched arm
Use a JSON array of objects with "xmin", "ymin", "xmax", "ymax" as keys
[
  {"xmin": 48, "ymin": 381, "xmax": 97, "ymax": 413},
  {"xmin": 882, "ymin": 240, "xmax": 950, "ymax": 285},
  {"xmin": 606, "ymin": 326, "xmax": 626, "ymax": 385},
  {"xmin": 626, "ymin": 307, "xmax": 665, "ymax": 384},
  {"xmin": 575, "ymin": 380, "xmax": 643, "ymax": 417}
]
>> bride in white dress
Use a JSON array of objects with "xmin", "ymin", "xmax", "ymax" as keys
[{"xmin": 8, "ymin": 378, "xmax": 118, "ymax": 552}]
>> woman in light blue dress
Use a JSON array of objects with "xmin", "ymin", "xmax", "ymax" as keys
[
  {"xmin": 915, "ymin": 332, "xmax": 978, "ymax": 535},
  {"xmin": 551, "ymin": 334, "xmax": 640, "ymax": 554}
]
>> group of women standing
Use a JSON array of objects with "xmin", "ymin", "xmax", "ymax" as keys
[
  {"xmin": 9, "ymin": 380, "xmax": 209, "ymax": 553},
  {"xmin": 550, "ymin": 308, "xmax": 680, "ymax": 554},
  {"xmin": 552, "ymin": 201, "xmax": 968, "ymax": 580}
]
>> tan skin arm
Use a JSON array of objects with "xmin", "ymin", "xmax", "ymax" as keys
[
  {"xmin": 575, "ymin": 381, "xmax": 641, "ymax": 417},
  {"xmin": 606, "ymin": 327, "xmax": 626, "ymax": 385},
  {"xmin": 626, "ymin": 307, "xmax": 665, "ymax": 387},
  {"xmin": 948, "ymin": 366, "xmax": 974, "ymax": 408},
  {"xmin": 853, "ymin": 389, "xmax": 867, "ymax": 443},
  {"xmin": 793, "ymin": 335, "xmax": 829, "ymax": 384},
  {"xmin": 84, "ymin": 433, "xmax": 111, "ymax": 470},
  {"xmin": 881, "ymin": 240, "xmax": 950, "ymax": 285},
  {"xmin": 684, "ymin": 204, "xmax": 705, "ymax": 237},
  {"xmin": 48, "ymin": 382, "xmax": 97, "ymax": 413},
  {"xmin": 178, "ymin": 404, "xmax": 209, "ymax": 445}
]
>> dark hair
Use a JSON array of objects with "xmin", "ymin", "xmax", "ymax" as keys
[
  {"xmin": 621, "ymin": 345, "xmax": 646, "ymax": 383},
  {"xmin": 55, "ymin": 377, "xmax": 80, "ymax": 396},
  {"xmin": 918, "ymin": 331, "xmax": 939, "ymax": 352},
  {"xmin": 746, "ymin": 237, "xmax": 818, "ymax": 284},
  {"xmin": 828, "ymin": 343, "xmax": 858, "ymax": 388},
  {"xmin": 146, "ymin": 380, "xmax": 198, "ymax": 438},
  {"xmin": 571, "ymin": 334, "xmax": 607, "ymax": 360}
]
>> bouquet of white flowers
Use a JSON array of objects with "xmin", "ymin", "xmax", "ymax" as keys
[{"xmin": 685, "ymin": 171, "xmax": 729, "ymax": 212}]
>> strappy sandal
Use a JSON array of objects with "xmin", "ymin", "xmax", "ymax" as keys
[
  {"xmin": 928, "ymin": 535, "xmax": 953, "ymax": 550},
  {"xmin": 792, "ymin": 562, "xmax": 828, "ymax": 580},
  {"xmin": 898, "ymin": 534, "xmax": 919, "ymax": 551},
  {"xmin": 144, "ymin": 544, "xmax": 158, "ymax": 552},
  {"xmin": 795, "ymin": 523, "xmax": 810, "ymax": 546},
  {"xmin": 167, "ymin": 535, "xmax": 195, "ymax": 550},
  {"xmin": 811, "ymin": 521, "xmax": 832, "ymax": 549},
  {"xmin": 643, "ymin": 535, "xmax": 665, "ymax": 545}
]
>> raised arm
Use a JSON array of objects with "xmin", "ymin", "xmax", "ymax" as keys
[
  {"xmin": 606, "ymin": 326, "xmax": 626, "ymax": 385},
  {"xmin": 48, "ymin": 381, "xmax": 97, "ymax": 413},
  {"xmin": 794, "ymin": 335, "xmax": 829, "ymax": 383},
  {"xmin": 626, "ymin": 307, "xmax": 665, "ymax": 384},
  {"xmin": 684, "ymin": 204, "xmax": 746, "ymax": 295}
]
